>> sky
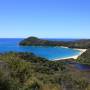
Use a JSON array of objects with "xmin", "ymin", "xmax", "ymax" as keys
[{"xmin": 0, "ymin": 0, "xmax": 90, "ymax": 38}]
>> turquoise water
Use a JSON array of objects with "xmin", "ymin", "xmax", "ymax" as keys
[{"xmin": 0, "ymin": 38, "xmax": 80, "ymax": 60}]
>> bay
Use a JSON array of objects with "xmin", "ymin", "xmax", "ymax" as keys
[{"xmin": 0, "ymin": 38, "xmax": 80, "ymax": 60}]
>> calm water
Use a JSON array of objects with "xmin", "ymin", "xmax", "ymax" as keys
[{"xmin": 0, "ymin": 38, "xmax": 80, "ymax": 60}]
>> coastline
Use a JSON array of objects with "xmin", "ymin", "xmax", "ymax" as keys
[{"xmin": 54, "ymin": 48, "xmax": 87, "ymax": 61}]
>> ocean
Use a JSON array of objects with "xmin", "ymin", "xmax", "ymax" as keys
[{"xmin": 0, "ymin": 38, "xmax": 80, "ymax": 60}]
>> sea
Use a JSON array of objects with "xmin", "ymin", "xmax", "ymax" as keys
[{"xmin": 0, "ymin": 38, "xmax": 80, "ymax": 60}]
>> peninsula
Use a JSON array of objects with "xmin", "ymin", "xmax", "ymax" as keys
[{"xmin": 20, "ymin": 36, "xmax": 90, "ymax": 49}]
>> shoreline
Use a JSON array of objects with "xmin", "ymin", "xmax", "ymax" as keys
[{"xmin": 53, "ymin": 48, "xmax": 87, "ymax": 61}]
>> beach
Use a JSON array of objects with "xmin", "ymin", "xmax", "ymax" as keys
[{"xmin": 54, "ymin": 48, "xmax": 87, "ymax": 60}]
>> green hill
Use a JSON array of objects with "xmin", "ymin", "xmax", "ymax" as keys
[{"xmin": 20, "ymin": 36, "xmax": 90, "ymax": 49}]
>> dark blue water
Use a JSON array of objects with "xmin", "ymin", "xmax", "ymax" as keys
[
  {"xmin": 0, "ymin": 38, "xmax": 80, "ymax": 60},
  {"xmin": 75, "ymin": 63, "xmax": 90, "ymax": 71},
  {"xmin": 0, "ymin": 38, "xmax": 89, "ymax": 70},
  {"xmin": 66, "ymin": 62, "xmax": 90, "ymax": 71}
]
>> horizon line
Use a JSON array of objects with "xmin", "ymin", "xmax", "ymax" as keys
[{"xmin": 0, "ymin": 37, "xmax": 90, "ymax": 39}]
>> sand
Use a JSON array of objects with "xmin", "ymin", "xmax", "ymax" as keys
[{"xmin": 54, "ymin": 48, "xmax": 87, "ymax": 61}]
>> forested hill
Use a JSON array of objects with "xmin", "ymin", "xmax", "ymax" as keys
[{"xmin": 20, "ymin": 36, "xmax": 90, "ymax": 49}]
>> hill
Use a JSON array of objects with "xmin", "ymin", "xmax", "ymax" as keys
[{"xmin": 20, "ymin": 36, "xmax": 90, "ymax": 49}]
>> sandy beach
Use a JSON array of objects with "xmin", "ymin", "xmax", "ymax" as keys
[{"xmin": 54, "ymin": 48, "xmax": 87, "ymax": 60}]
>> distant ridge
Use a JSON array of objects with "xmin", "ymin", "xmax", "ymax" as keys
[{"xmin": 20, "ymin": 36, "xmax": 90, "ymax": 49}]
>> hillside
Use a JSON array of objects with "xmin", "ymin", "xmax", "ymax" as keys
[
  {"xmin": 0, "ymin": 52, "xmax": 89, "ymax": 90},
  {"xmin": 77, "ymin": 49, "xmax": 90, "ymax": 65},
  {"xmin": 20, "ymin": 36, "xmax": 90, "ymax": 49}
]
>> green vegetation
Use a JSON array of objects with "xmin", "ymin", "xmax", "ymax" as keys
[
  {"xmin": 20, "ymin": 36, "xmax": 90, "ymax": 49},
  {"xmin": 0, "ymin": 52, "xmax": 89, "ymax": 90},
  {"xmin": 19, "ymin": 36, "xmax": 69, "ymax": 46},
  {"xmin": 77, "ymin": 49, "xmax": 90, "ymax": 65}
]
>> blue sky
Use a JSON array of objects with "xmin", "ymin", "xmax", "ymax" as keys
[{"xmin": 0, "ymin": 0, "xmax": 90, "ymax": 38}]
